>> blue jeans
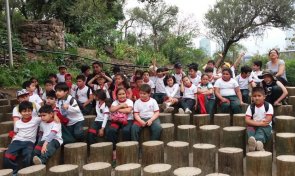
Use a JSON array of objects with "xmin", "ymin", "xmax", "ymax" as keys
[
  {"xmin": 241, "ymin": 89, "xmax": 250, "ymax": 104},
  {"xmin": 247, "ymin": 126, "xmax": 272, "ymax": 143},
  {"xmin": 131, "ymin": 118, "xmax": 162, "ymax": 141},
  {"xmin": 34, "ymin": 139, "xmax": 60, "ymax": 164},
  {"xmin": 106, "ymin": 120, "xmax": 132, "ymax": 150},
  {"xmin": 180, "ymin": 98, "xmax": 195, "ymax": 111},
  {"xmin": 66, "ymin": 120, "xmax": 85, "ymax": 142},
  {"xmin": 153, "ymin": 93, "xmax": 166, "ymax": 104},
  {"xmin": 87, "ymin": 121, "xmax": 105, "ymax": 144}
]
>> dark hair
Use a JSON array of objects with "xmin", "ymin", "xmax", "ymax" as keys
[
  {"xmin": 55, "ymin": 82, "xmax": 69, "ymax": 92},
  {"xmin": 94, "ymin": 89, "xmax": 107, "ymax": 101},
  {"xmin": 156, "ymin": 67, "xmax": 165, "ymax": 73},
  {"xmin": 135, "ymin": 69, "xmax": 144, "ymax": 77},
  {"xmin": 92, "ymin": 61, "xmax": 103, "ymax": 68},
  {"xmin": 188, "ymin": 63, "xmax": 198, "ymax": 71},
  {"xmin": 112, "ymin": 65, "xmax": 121, "ymax": 74},
  {"xmin": 139, "ymin": 84, "xmax": 152, "ymax": 94},
  {"xmin": 253, "ymin": 61, "xmax": 262, "ymax": 68},
  {"xmin": 201, "ymin": 73, "xmax": 209, "ymax": 79},
  {"xmin": 116, "ymin": 87, "xmax": 127, "ymax": 96},
  {"xmin": 252, "ymin": 87, "xmax": 265, "ymax": 96},
  {"xmin": 105, "ymin": 98, "xmax": 113, "ymax": 108},
  {"xmin": 143, "ymin": 71, "xmax": 149, "ymax": 75},
  {"xmin": 204, "ymin": 66, "xmax": 214, "ymax": 73},
  {"xmin": 222, "ymin": 68, "xmax": 233, "ymax": 78},
  {"xmin": 134, "ymin": 76, "xmax": 143, "ymax": 83},
  {"xmin": 115, "ymin": 73, "xmax": 130, "ymax": 89},
  {"xmin": 22, "ymin": 81, "xmax": 33, "ymax": 89},
  {"xmin": 45, "ymin": 80, "xmax": 53, "ymax": 85},
  {"xmin": 182, "ymin": 75, "xmax": 190, "ymax": 80},
  {"xmin": 268, "ymin": 49, "xmax": 279, "ymax": 56},
  {"xmin": 76, "ymin": 75, "xmax": 86, "ymax": 82},
  {"xmin": 240, "ymin": 65, "xmax": 252, "ymax": 74},
  {"xmin": 48, "ymin": 73, "xmax": 57, "ymax": 79},
  {"xmin": 19, "ymin": 101, "xmax": 33, "ymax": 112},
  {"xmin": 39, "ymin": 104, "xmax": 54, "ymax": 113},
  {"xmin": 80, "ymin": 65, "xmax": 90, "ymax": 73},
  {"xmin": 164, "ymin": 74, "xmax": 176, "ymax": 86},
  {"xmin": 46, "ymin": 90, "xmax": 56, "ymax": 99},
  {"xmin": 207, "ymin": 60, "xmax": 215, "ymax": 65},
  {"xmin": 30, "ymin": 77, "xmax": 41, "ymax": 95}
]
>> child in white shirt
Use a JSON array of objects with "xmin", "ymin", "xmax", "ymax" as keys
[
  {"xmin": 163, "ymin": 75, "xmax": 180, "ymax": 113},
  {"xmin": 235, "ymin": 65, "xmax": 252, "ymax": 104},
  {"xmin": 88, "ymin": 73, "xmax": 112, "ymax": 99},
  {"xmin": 180, "ymin": 76, "xmax": 198, "ymax": 114}
]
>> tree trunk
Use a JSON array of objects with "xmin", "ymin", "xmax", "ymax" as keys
[
  {"xmin": 199, "ymin": 125, "xmax": 220, "ymax": 147},
  {"xmin": 193, "ymin": 143, "xmax": 216, "ymax": 175},
  {"xmin": 222, "ymin": 126, "xmax": 246, "ymax": 153},
  {"xmin": 0, "ymin": 133, "xmax": 11, "ymax": 148},
  {"xmin": 192, "ymin": 114, "xmax": 210, "ymax": 129},
  {"xmin": 276, "ymin": 133, "xmax": 295, "ymax": 156},
  {"xmin": 214, "ymin": 113, "xmax": 230, "ymax": 143},
  {"xmin": 84, "ymin": 115, "xmax": 96, "ymax": 128},
  {"xmin": 82, "ymin": 162, "xmax": 112, "ymax": 176},
  {"xmin": 115, "ymin": 163, "xmax": 141, "ymax": 176},
  {"xmin": 159, "ymin": 113, "xmax": 173, "ymax": 123},
  {"xmin": 64, "ymin": 142, "xmax": 87, "ymax": 172},
  {"xmin": 177, "ymin": 125, "xmax": 196, "ymax": 150},
  {"xmin": 0, "ymin": 169, "xmax": 13, "ymax": 176},
  {"xmin": 246, "ymin": 151, "xmax": 272, "ymax": 176},
  {"xmin": 218, "ymin": 147, "xmax": 243, "ymax": 176},
  {"xmin": 18, "ymin": 165, "xmax": 46, "ymax": 176},
  {"xmin": 173, "ymin": 167, "xmax": 201, "ymax": 176},
  {"xmin": 89, "ymin": 142, "xmax": 113, "ymax": 163},
  {"xmin": 166, "ymin": 141, "xmax": 189, "ymax": 170},
  {"xmin": 48, "ymin": 164, "xmax": 79, "ymax": 176},
  {"xmin": 274, "ymin": 105, "xmax": 293, "ymax": 116},
  {"xmin": 160, "ymin": 123, "xmax": 174, "ymax": 146},
  {"xmin": 46, "ymin": 148, "xmax": 61, "ymax": 172},
  {"xmin": 277, "ymin": 155, "xmax": 295, "ymax": 176},
  {"xmin": 275, "ymin": 116, "xmax": 295, "ymax": 133},
  {"xmin": 286, "ymin": 87, "xmax": 295, "ymax": 96},
  {"xmin": 143, "ymin": 164, "xmax": 171, "ymax": 176},
  {"xmin": 116, "ymin": 141, "xmax": 139, "ymax": 166},
  {"xmin": 288, "ymin": 96, "xmax": 295, "ymax": 114},
  {"xmin": 0, "ymin": 150, "xmax": 4, "ymax": 169},
  {"xmin": 142, "ymin": 141, "xmax": 164, "ymax": 167},
  {"xmin": 233, "ymin": 114, "xmax": 246, "ymax": 127}
]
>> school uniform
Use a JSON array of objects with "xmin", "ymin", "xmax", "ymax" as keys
[
  {"xmin": 181, "ymin": 84, "xmax": 197, "ymax": 111},
  {"xmin": 12, "ymin": 102, "xmax": 40, "ymax": 119},
  {"xmin": 236, "ymin": 74, "xmax": 253, "ymax": 104},
  {"xmin": 143, "ymin": 79, "xmax": 155, "ymax": 93},
  {"xmin": 153, "ymin": 76, "xmax": 166, "ymax": 104},
  {"xmin": 93, "ymin": 83, "xmax": 111, "ymax": 98},
  {"xmin": 189, "ymin": 75, "xmax": 201, "ymax": 87},
  {"xmin": 29, "ymin": 93, "xmax": 43, "ymax": 106},
  {"xmin": 173, "ymin": 72, "xmax": 185, "ymax": 85},
  {"xmin": 197, "ymin": 83, "xmax": 215, "ymax": 117},
  {"xmin": 165, "ymin": 84, "xmax": 180, "ymax": 98},
  {"xmin": 56, "ymin": 73, "xmax": 65, "ymax": 83},
  {"xmin": 250, "ymin": 71, "xmax": 263, "ymax": 85},
  {"xmin": 72, "ymin": 85, "xmax": 93, "ymax": 115}
]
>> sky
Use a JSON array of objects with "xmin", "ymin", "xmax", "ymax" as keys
[{"xmin": 124, "ymin": 0, "xmax": 290, "ymax": 56}]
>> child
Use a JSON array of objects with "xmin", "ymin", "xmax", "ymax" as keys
[
  {"xmin": 88, "ymin": 73, "xmax": 112, "ymax": 99},
  {"xmin": 56, "ymin": 65, "xmax": 67, "ymax": 83},
  {"xmin": 22, "ymin": 80, "xmax": 43, "ymax": 106},
  {"xmin": 197, "ymin": 74, "xmax": 215, "ymax": 118},
  {"xmin": 180, "ymin": 76, "xmax": 198, "ymax": 114},
  {"xmin": 153, "ymin": 68, "xmax": 166, "ymax": 104},
  {"xmin": 258, "ymin": 70, "xmax": 288, "ymax": 106},
  {"xmin": 206, "ymin": 60, "xmax": 221, "ymax": 80},
  {"xmin": 111, "ymin": 65, "xmax": 121, "ymax": 79},
  {"xmin": 163, "ymin": 75, "xmax": 180, "ymax": 113},
  {"xmin": 250, "ymin": 61, "xmax": 263, "ymax": 87},
  {"xmin": 131, "ymin": 84, "xmax": 162, "ymax": 141},
  {"xmin": 204, "ymin": 66, "xmax": 216, "ymax": 84},
  {"xmin": 33, "ymin": 105, "xmax": 63, "ymax": 165},
  {"xmin": 235, "ymin": 65, "xmax": 253, "ymax": 104},
  {"xmin": 188, "ymin": 63, "xmax": 201, "ymax": 86},
  {"xmin": 173, "ymin": 63, "xmax": 186, "ymax": 85},
  {"xmin": 132, "ymin": 77, "xmax": 144, "ymax": 101},
  {"xmin": 87, "ymin": 90, "xmax": 110, "ymax": 144},
  {"xmin": 4, "ymin": 101, "xmax": 41, "ymax": 174},
  {"xmin": 55, "ymin": 82, "xmax": 85, "ymax": 142},
  {"xmin": 48, "ymin": 73, "xmax": 58, "ymax": 88},
  {"xmin": 111, "ymin": 73, "xmax": 132, "ymax": 100},
  {"xmin": 42, "ymin": 80, "xmax": 54, "ymax": 101},
  {"xmin": 72, "ymin": 75, "xmax": 94, "ymax": 115},
  {"xmin": 214, "ymin": 68, "xmax": 243, "ymax": 114},
  {"xmin": 143, "ymin": 71, "xmax": 155, "ymax": 93},
  {"xmin": 80, "ymin": 64, "xmax": 91, "ymax": 81},
  {"xmin": 65, "ymin": 73, "xmax": 73, "ymax": 94},
  {"xmin": 30, "ymin": 77, "xmax": 43, "ymax": 98},
  {"xmin": 246, "ymin": 87, "xmax": 273, "ymax": 151},
  {"xmin": 107, "ymin": 88, "xmax": 133, "ymax": 161},
  {"xmin": 130, "ymin": 70, "xmax": 144, "ymax": 88}
]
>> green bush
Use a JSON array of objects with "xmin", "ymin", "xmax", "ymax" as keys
[
  {"xmin": 286, "ymin": 59, "xmax": 295, "ymax": 86},
  {"xmin": 114, "ymin": 42, "xmax": 138, "ymax": 60}
]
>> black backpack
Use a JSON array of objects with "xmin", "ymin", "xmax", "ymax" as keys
[{"xmin": 250, "ymin": 101, "xmax": 270, "ymax": 119}]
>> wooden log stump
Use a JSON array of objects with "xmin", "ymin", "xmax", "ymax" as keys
[
  {"xmin": 277, "ymin": 155, "xmax": 295, "ymax": 176},
  {"xmin": 246, "ymin": 151, "xmax": 272, "ymax": 176},
  {"xmin": 89, "ymin": 142, "xmax": 112, "ymax": 163},
  {"xmin": 174, "ymin": 114, "xmax": 190, "ymax": 128},
  {"xmin": 0, "ymin": 99, "xmax": 9, "ymax": 106},
  {"xmin": 143, "ymin": 163, "xmax": 171, "ymax": 176},
  {"xmin": 275, "ymin": 116, "xmax": 295, "ymax": 133},
  {"xmin": 0, "ymin": 121, "xmax": 13, "ymax": 135},
  {"xmin": 142, "ymin": 141, "xmax": 164, "ymax": 167},
  {"xmin": 241, "ymin": 103, "xmax": 249, "ymax": 114},
  {"xmin": 199, "ymin": 125, "xmax": 220, "ymax": 147},
  {"xmin": 177, "ymin": 125, "xmax": 196, "ymax": 150},
  {"xmin": 166, "ymin": 141, "xmax": 189, "ymax": 170},
  {"xmin": 222, "ymin": 126, "xmax": 246, "ymax": 153},
  {"xmin": 115, "ymin": 163, "xmax": 141, "ymax": 176},
  {"xmin": 0, "ymin": 169, "xmax": 13, "ymax": 176},
  {"xmin": 160, "ymin": 123, "xmax": 175, "ymax": 146},
  {"xmin": 139, "ymin": 127, "xmax": 150, "ymax": 144},
  {"xmin": 218, "ymin": 147, "xmax": 243, "ymax": 176},
  {"xmin": 0, "ymin": 149, "xmax": 5, "ymax": 169},
  {"xmin": 193, "ymin": 114, "xmax": 210, "ymax": 129},
  {"xmin": 213, "ymin": 114, "xmax": 230, "ymax": 128},
  {"xmin": 9, "ymin": 99, "xmax": 18, "ymax": 107},
  {"xmin": 0, "ymin": 134, "xmax": 11, "ymax": 148},
  {"xmin": 193, "ymin": 143, "xmax": 216, "ymax": 175},
  {"xmin": 206, "ymin": 173, "xmax": 229, "ymax": 176},
  {"xmin": 18, "ymin": 165, "xmax": 46, "ymax": 176},
  {"xmin": 82, "ymin": 162, "xmax": 111, "ymax": 176},
  {"xmin": 0, "ymin": 105, "xmax": 11, "ymax": 114},
  {"xmin": 159, "ymin": 113, "xmax": 173, "ymax": 123},
  {"xmin": 233, "ymin": 113, "xmax": 246, "ymax": 127},
  {"xmin": 288, "ymin": 96, "xmax": 295, "ymax": 114},
  {"xmin": 83, "ymin": 127, "xmax": 88, "ymax": 141},
  {"xmin": 274, "ymin": 105, "xmax": 293, "ymax": 116},
  {"xmin": 116, "ymin": 141, "xmax": 139, "ymax": 166},
  {"xmin": 46, "ymin": 148, "xmax": 61, "ymax": 172},
  {"xmin": 173, "ymin": 167, "xmax": 202, "ymax": 176},
  {"xmin": 64, "ymin": 142, "xmax": 87, "ymax": 172},
  {"xmin": 286, "ymin": 87, "xmax": 295, "ymax": 96},
  {"xmin": 84, "ymin": 115, "xmax": 96, "ymax": 128},
  {"xmin": 264, "ymin": 133, "xmax": 273, "ymax": 153},
  {"xmin": 49, "ymin": 164, "xmax": 79, "ymax": 176},
  {"xmin": 276, "ymin": 133, "xmax": 295, "ymax": 156}
]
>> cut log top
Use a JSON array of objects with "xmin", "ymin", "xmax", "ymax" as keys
[
  {"xmin": 0, "ymin": 169, "xmax": 13, "ymax": 175},
  {"xmin": 0, "ymin": 121, "xmax": 13, "ymax": 125},
  {"xmin": 159, "ymin": 113, "xmax": 171, "ymax": 116},
  {"xmin": 246, "ymin": 151, "xmax": 272, "ymax": 157},
  {"xmin": 218, "ymin": 147, "xmax": 243, "ymax": 153},
  {"xmin": 116, "ymin": 141, "xmax": 138, "ymax": 147},
  {"xmin": 177, "ymin": 125, "xmax": 196, "ymax": 129},
  {"xmin": 233, "ymin": 113, "xmax": 245, "ymax": 117},
  {"xmin": 275, "ymin": 116, "xmax": 295, "ymax": 120},
  {"xmin": 167, "ymin": 141, "xmax": 189, "ymax": 147},
  {"xmin": 143, "ymin": 164, "xmax": 171, "ymax": 173},
  {"xmin": 174, "ymin": 114, "xmax": 190, "ymax": 117},
  {"xmin": 193, "ymin": 143, "xmax": 216, "ymax": 149},
  {"xmin": 18, "ymin": 165, "xmax": 46, "ymax": 174},
  {"xmin": 64, "ymin": 142, "xmax": 87, "ymax": 148},
  {"xmin": 173, "ymin": 167, "xmax": 201, "ymax": 175},
  {"xmin": 90, "ymin": 142, "xmax": 112, "ymax": 148},
  {"xmin": 49, "ymin": 164, "xmax": 78, "ymax": 172},
  {"xmin": 84, "ymin": 115, "xmax": 96, "ymax": 119},
  {"xmin": 115, "ymin": 163, "xmax": 141, "ymax": 171},
  {"xmin": 83, "ymin": 162, "xmax": 111, "ymax": 170},
  {"xmin": 206, "ymin": 173, "xmax": 229, "ymax": 176},
  {"xmin": 161, "ymin": 123, "xmax": 174, "ymax": 128},
  {"xmin": 200, "ymin": 125, "xmax": 220, "ymax": 130},
  {"xmin": 277, "ymin": 155, "xmax": 295, "ymax": 162},
  {"xmin": 276, "ymin": 133, "xmax": 295, "ymax": 138},
  {"xmin": 193, "ymin": 114, "xmax": 209, "ymax": 117},
  {"xmin": 142, "ymin": 140, "xmax": 163, "ymax": 146},
  {"xmin": 223, "ymin": 126, "xmax": 246, "ymax": 131},
  {"xmin": 214, "ymin": 114, "xmax": 230, "ymax": 117}
]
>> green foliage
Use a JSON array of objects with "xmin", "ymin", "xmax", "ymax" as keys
[
  {"xmin": 249, "ymin": 54, "xmax": 269, "ymax": 69},
  {"xmin": 286, "ymin": 59, "xmax": 295, "ymax": 86},
  {"xmin": 114, "ymin": 42, "xmax": 138, "ymax": 60},
  {"xmin": 135, "ymin": 50, "xmax": 168, "ymax": 66}
]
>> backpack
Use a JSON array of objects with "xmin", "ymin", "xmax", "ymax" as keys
[{"xmin": 250, "ymin": 101, "xmax": 269, "ymax": 119}]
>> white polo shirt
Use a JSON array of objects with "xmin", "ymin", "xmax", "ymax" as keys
[
  {"xmin": 13, "ymin": 116, "xmax": 41, "ymax": 143},
  {"xmin": 165, "ymin": 84, "xmax": 180, "ymax": 98},
  {"xmin": 189, "ymin": 75, "xmax": 201, "ymax": 87},
  {"xmin": 183, "ymin": 84, "xmax": 198, "ymax": 99},
  {"xmin": 134, "ymin": 98, "xmax": 159, "ymax": 119},
  {"xmin": 245, "ymin": 103, "xmax": 273, "ymax": 126},
  {"xmin": 235, "ymin": 74, "xmax": 252, "ymax": 90},
  {"xmin": 95, "ymin": 102, "xmax": 110, "ymax": 128},
  {"xmin": 214, "ymin": 78, "xmax": 239, "ymax": 97},
  {"xmin": 40, "ymin": 121, "xmax": 63, "ymax": 145},
  {"xmin": 73, "ymin": 86, "xmax": 92, "ymax": 103},
  {"xmin": 155, "ymin": 77, "xmax": 166, "ymax": 94}
]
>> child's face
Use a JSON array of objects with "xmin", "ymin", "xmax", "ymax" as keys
[
  {"xmin": 31, "ymin": 79, "xmax": 38, "ymax": 85},
  {"xmin": 157, "ymin": 72, "xmax": 164, "ymax": 78},
  {"xmin": 59, "ymin": 68, "xmax": 67, "ymax": 74},
  {"xmin": 205, "ymin": 72, "xmax": 213, "ymax": 78},
  {"xmin": 65, "ymin": 76, "xmax": 72, "ymax": 82},
  {"xmin": 252, "ymin": 64, "xmax": 260, "ymax": 71},
  {"xmin": 174, "ymin": 68, "xmax": 181, "ymax": 74},
  {"xmin": 46, "ymin": 97, "xmax": 56, "ymax": 106},
  {"xmin": 139, "ymin": 91, "xmax": 150, "ymax": 101},
  {"xmin": 263, "ymin": 75, "xmax": 273, "ymax": 84},
  {"xmin": 40, "ymin": 112, "xmax": 53, "ymax": 122},
  {"xmin": 27, "ymin": 83, "xmax": 36, "ymax": 92},
  {"xmin": 84, "ymin": 69, "xmax": 91, "ymax": 77},
  {"xmin": 20, "ymin": 108, "xmax": 32, "ymax": 119},
  {"xmin": 93, "ymin": 64, "xmax": 102, "ymax": 73},
  {"xmin": 97, "ymin": 77, "xmax": 106, "ymax": 85},
  {"xmin": 189, "ymin": 69, "xmax": 196, "ymax": 77},
  {"xmin": 136, "ymin": 80, "xmax": 144, "ymax": 88},
  {"xmin": 241, "ymin": 72, "xmax": 250, "ymax": 78},
  {"xmin": 55, "ymin": 90, "xmax": 68, "ymax": 99},
  {"xmin": 135, "ymin": 73, "xmax": 142, "ymax": 77},
  {"xmin": 18, "ymin": 94, "xmax": 29, "ymax": 103},
  {"xmin": 49, "ymin": 77, "xmax": 57, "ymax": 84},
  {"xmin": 207, "ymin": 63, "xmax": 214, "ymax": 68},
  {"xmin": 201, "ymin": 75, "xmax": 209, "ymax": 84},
  {"xmin": 222, "ymin": 71, "xmax": 231, "ymax": 81},
  {"xmin": 117, "ymin": 89, "xmax": 127, "ymax": 101},
  {"xmin": 182, "ymin": 77, "xmax": 191, "ymax": 87},
  {"xmin": 252, "ymin": 91, "xmax": 265, "ymax": 105},
  {"xmin": 143, "ymin": 73, "xmax": 149, "ymax": 81},
  {"xmin": 76, "ymin": 79, "xmax": 85, "ymax": 88},
  {"xmin": 115, "ymin": 75, "xmax": 123, "ymax": 85},
  {"xmin": 167, "ymin": 78, "xmax": 174, "ymax": 87},
  {"xmin": 45, "ymin": 83, "xmax": 53, "ymax": 92}
]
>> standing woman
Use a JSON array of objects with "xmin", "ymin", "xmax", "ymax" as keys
[{"xmin": 266, "ymin": 49, "xmax": 288, "ymax": 85}]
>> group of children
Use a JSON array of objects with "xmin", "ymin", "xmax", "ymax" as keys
[{"xmin": 3, "ymin": 51, "xmax": 290, "ymax": 174}]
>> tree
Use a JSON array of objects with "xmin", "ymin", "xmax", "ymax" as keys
[{"xmin": 205, "ymin": 0, "xmax": 295, "ymax": 67}]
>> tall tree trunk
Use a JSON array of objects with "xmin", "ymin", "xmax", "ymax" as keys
[{"xmin": 216, "ymin": 41, "xmax": 232, "ymax": 68}]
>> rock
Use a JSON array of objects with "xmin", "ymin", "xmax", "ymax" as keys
[
  {"xmin": 39, "ymin": 38, "xmax": 47, "ymax": 46},
  {"xmin": 32, "ymin": 37, "xmax": 39, "ymax": 44}
]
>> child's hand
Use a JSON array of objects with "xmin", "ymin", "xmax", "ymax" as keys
[
  {"xmin": 274, "ymin": 101, "xmax": 281, "ymax": 106},
  {"xmin": 63, "ymin": 104, "xmax": 69, "ymax": 110},
  {"xmin": 146, "ymin": 119, "xmax": 153, "ymax": 126},
  {"xmin": 140, "ymin": 120, "xmax": 147, "ymax": 127},
  {"xmin": 221, "ymin": 98, "xmax": 229, "ymax": 103},
  {"xmin": 98, "ymin": 128, "xmax": 104, "ymax": 137},
  {"xmin": 260, "ymin": 120, "xmax": 269, "ymax": 127},
  {"xmin": 120, "ymin": 103, "xmax": 128, "ymax": 108},
  {"xmin": 41, "ymin": 142, "xmax": 48, "ymax": 154}
]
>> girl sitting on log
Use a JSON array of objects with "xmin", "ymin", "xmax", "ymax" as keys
[{"xmin": 162, "ymin": 75, "xmax": 180, "ymax": 113}]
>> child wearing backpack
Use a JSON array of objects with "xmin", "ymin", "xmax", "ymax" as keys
[{"xmin": 246, "ymin": 87, "xmax": 273, "ymax": 151}]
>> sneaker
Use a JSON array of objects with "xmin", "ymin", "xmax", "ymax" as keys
[
  {"xmin": 112, "ymin": 160, "xmax": 117, "ymax": 168},
  {"xmin": 33, "ymin": 156, "xmax": 42, "ymax": 165},
  {"xmin": 164, "ymin": 106, "xmax": 174, "ymax": 113},
  {"xmin": 178, "ymin": 108, "xmax": 185, "ymax": 114},
  {"xmin": 248, "ymin": 136, "xmax": 256, "ymax": 152},
  {"xmin": 185, "ymin": 108, "xmax": 192, "ymax": 114},
  {"xmin": 256, "ymin": 141, "xmax": 265, "ymax": 151}
]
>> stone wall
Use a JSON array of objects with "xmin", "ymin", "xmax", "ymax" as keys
[{"xmin": 19, "ymin": 19, "xmax": 65, "ymax": 50}]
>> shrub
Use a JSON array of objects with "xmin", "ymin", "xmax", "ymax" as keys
[{"xmin": 285, "ymin": 59, "xmax": 295, "ymax": 86}]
